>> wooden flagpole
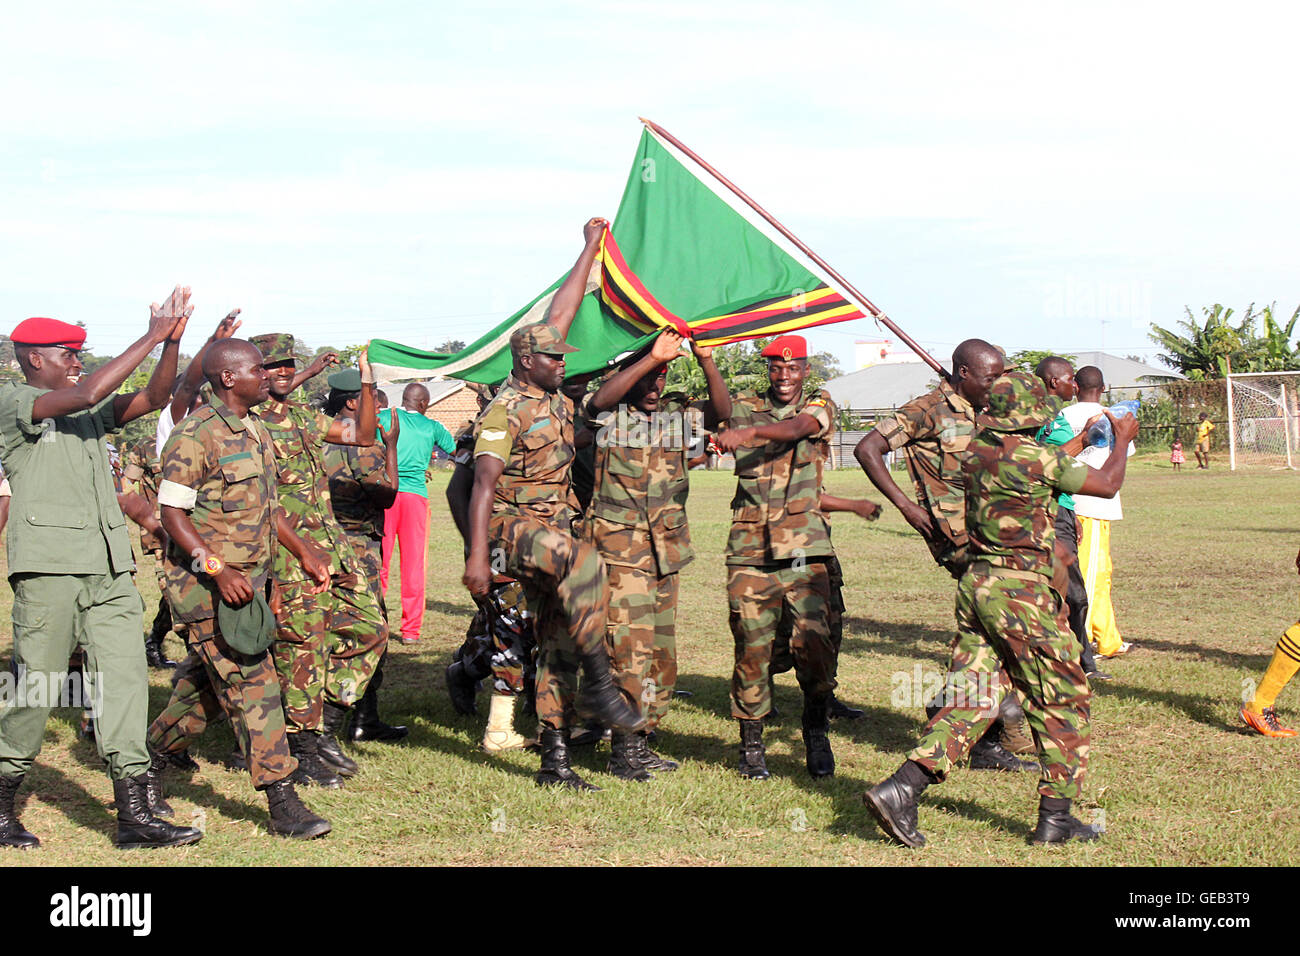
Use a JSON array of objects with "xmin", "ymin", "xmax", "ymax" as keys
[{"xmin": 639, "ymin": 117, "xmax": 947, "ymax": 377}]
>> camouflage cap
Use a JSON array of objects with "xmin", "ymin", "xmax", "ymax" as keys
[
  {"xmin": 977, "ymin": 370, "xmax": 1064, "ymax": 433},
  {"xmin": 509, "ymin": 322, "xmax": 579, "ymax": 358},
  {"xmin": 249, "ymin": 332, "xmax": 296, "ymax": 365}
]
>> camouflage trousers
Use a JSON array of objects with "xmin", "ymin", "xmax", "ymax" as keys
[
  {"xmin": 273, "ymin": 573, "xmax": 386, "ymax": 732},
  {"xmin": 489, "ymin": 514, "xmax": 608, "ymax": 730},
  {"xmin": 772, "ymin": 555, "xmax": 844, "ymax": 677},
  {"xmin": 348, "ymin": 535, "xmax": 388, "ymax": 631},
  {"xmin": 148, "ymin": 554, "xmax": 188, "ymax": 643},
  {"xmin": 727, "ymin": 560, "xmax": 836, "ymax": 719},
  {"xmin": 605, "ymin": 564, "xmax": 679, "ymax": 731},
  {"xmin": 908, "ymin": 566, "xmax": 1091, "ymax": 800},
  {"xmin": 148, "ymin": 615, "xmax": 297, "ymax": 789},
  {"xmin": 455, "ymin": 579, "xmax": 537, "ymax": 696}
]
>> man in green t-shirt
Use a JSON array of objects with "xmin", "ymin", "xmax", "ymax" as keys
[{"xmin": 379, "ymin": 384, "xmax": 455, "ymax": 643}]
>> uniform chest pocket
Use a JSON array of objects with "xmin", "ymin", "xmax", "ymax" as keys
[
  {"xmin": 605, "ymin": 448, "xmax": 646, "ymax": 478},
  {"xmin": 221, "ymin": 454, "xmax": 265, "ymax": 513},
  {"xmin": 939, "ymin": 427, "xmax": 971, "ymax": 457},
  {"xmin": 520, "ymin": 425, "xmax": 558, "ymax": 474}
]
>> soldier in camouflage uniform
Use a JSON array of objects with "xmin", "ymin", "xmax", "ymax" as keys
[
  {"xmin": 446, "ymin": 402, "xmax": 542, "ymax": 753},
  {"xmin": 854, "ymin": 339, "xmax": 1039, "ymax": 771},
  {"xmin": 149, "ymin": 338, "xmax": 330, "ymax": 838},
  {"xmin": 322, "ymin": 368, "xmax": 408, "ymax": 743},
  {"xmin": 122, "ymin": 435, "xmax": 182, "ymax": 668},
  {"xmin": 580, "ymin": 328, "xmax": 730, "ymax": 780},
  {"xmin": 249, "ymin": 333, "xmax": 386, "ymax": 788},
  {"xmin": 713, "ymin": 334, "xmax": 839, "ymax": 781},
  {"xmin": 463, "ymin": 321, "xmax": 644, "ymax": 791},
  {"xmin": 864, "ymin": 370, "xmax": 1140, "ymax": 847},
  {"xmin": 770, "ymin": 433, "xmax": 881, "ymax": 721}
]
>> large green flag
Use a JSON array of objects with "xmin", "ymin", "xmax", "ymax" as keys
[{"xmin": 369, "ymin": 126, "xmax": 862, "ymax": 384}]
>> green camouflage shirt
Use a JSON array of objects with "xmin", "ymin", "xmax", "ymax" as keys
[
  {"xmin": 581, "ymin": 392, "xmax": 694, "ymax": 575},
  {"xmin": 259, "ymin": 396, "xmax": 357, "ymax": 582},
  {"xmin": 962, "ymin": 430, "xmax": 1090, "ymax": 576},
  {"xmin": 725, "ymin": 388, "xmax": 836, "ymax": 566},
  {"xmin": 122, "ymin": 435, "xmax": 164, "ymax": 553},
  {"xmin": 874, "ymin": 379, "xmax": 976, "ymax": 562},
  {"xmin": 473, "ymin": 373, "xmax": 576, "ymax": 528},
  {"xmin": 323, "ymin": 419, "xmax": 389, "ymax": 541},
  {"xmin": 158, "ymin": 396, "xmax": 279, "ymax": 622}
]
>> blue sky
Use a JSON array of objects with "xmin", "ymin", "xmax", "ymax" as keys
[{"xmin": 3, "ymin": 2, "xmax": 1297, "ymax": 374}]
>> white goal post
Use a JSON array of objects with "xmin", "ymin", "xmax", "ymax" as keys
[{"xmin": 1226, "ymin": 372, "xmax": 1300, "ymax": 470}]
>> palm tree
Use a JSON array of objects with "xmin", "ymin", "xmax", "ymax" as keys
[
  {"xmin": 1246, "ymin": 303, "xmax": 1300, "ymax": 372},
  {"xmin": 1147, "ymin": 304, "xmax": 1263, "ymax": 380}
]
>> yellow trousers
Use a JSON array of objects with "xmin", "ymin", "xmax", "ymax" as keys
[{"xmin": 1078, "ymin": 516, "xmax": 1124, "ymax": 656}]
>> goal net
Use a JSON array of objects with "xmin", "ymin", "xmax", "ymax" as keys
[{"xmin": 1227, "ymin": 372, "xmax": 1300, "ymax": 470}]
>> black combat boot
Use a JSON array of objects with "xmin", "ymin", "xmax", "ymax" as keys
[
  {"xmin": 349, "ymin": 662, "xmax": 408, "ymax": 742},
  {"xmin": 968, "ymin": 734, "xmax": 1040, "ymax": 772},
  {"xmin": 444, "ymin": 660, "xmax": 482, "ymax": 716},
  {"xmin": 288, "ymin": 732, "xmax": 343, "ymax": 790},
  {"xmin": 863, "ymin": 760, "xmax": 931, "ymax": 848},
  {"xmin": 265, "ymin": 778, "xmax": 332, "ymax": 840},
  {"xmin": 568, "ymin": 722, "xmax": 609, "ymax": 747},
  {"xmin": 1027, "ymin": 795, "xmax": 1101, "ymax": 845},
  {"xmin": 0, "ymin": 774, "xmax": 40, "ymax": 849},
  {"xmin": 607, "ymin": 732, "xmax": 653, "ymax": 782},
  {"xmin": 801, "ymin": 695, "xmax": 835, "ymax": 779},
  {"xmin": 535, "ymin": 728, "xmax": 601, "ymax": 792},
  {"xmin": 574, "ymin": 650, "xmax": 645, "ymax": 733},
  {"xmin": 318, "ymin": 704, "xmax": 359, "ymax": 777},
  {"xmin": 163, "ymin": 750, "xmax": 200, "ymax": 774},
  {"xmin": 632, "ymin": 731, "xmax": 678, "ymax": 772},
  {"xmin": 737, "ymin": 719, "xmax": 770, "ymax": 780},
  {"xmin": 828, "ymin": 694, "xmax": 864, "ymax": 720},
  {"xmin": 144, "ymin": 600, "xmax": 177, "ymax": 669},
  {"xmin": 145, "ymin": 748, "xmax": 175, "ymax": 819},
  {"xmin": 113, "ymin": 776, "xmax": 202, "ymax": 849}
]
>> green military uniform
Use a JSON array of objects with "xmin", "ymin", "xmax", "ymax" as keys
[
  {"xmin": 473, "ymin": 372, "xmax": 607, "ymax": 730},
  {"xmin": 323, "ymin": 429, "xmax": 389, "ymax": 611},
  {"xmin": 0, "ymin": 385, "xmax": 149, "ymax": 780},
  {"xmin": 123, "ymin": 436, "xmax": 189, "ymax": 646},
  {"xmin": 251, "ymin": 334, "xmax": 385, "ymax": 733},
  {"xmin": 908, "ymin": 373, "xmax": 1093, "ymax": 800},
  {"xmin": 772, "ymin": 433, "xmax": 846, "ymax": 679},
  {"xmin": 581, "ymin": 392, "xmax": 693, "ymax": 730},
  {"xmin": 874, "ymin": 379, "xmax": 975, "ymax": 575},
  {"xmin": 449, "ymin": 425, "xmax": 538, "ymax": 697},
  {"xmin": 725, "ymin": 388, "xmax": 837, "ymax": 719},
  {"xmin": 147, "ymin": 396, "xmax": 297, "ymax": 789}
]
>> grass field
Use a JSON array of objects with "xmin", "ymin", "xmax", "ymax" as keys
[{"xmin": 1, "ymin": 455, "xmax": 1297, "ymax": 867}]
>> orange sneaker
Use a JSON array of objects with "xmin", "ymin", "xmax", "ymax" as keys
[{"xmin": 1241, "ymin": 706, "xmax": 1298, "ymax": 738}]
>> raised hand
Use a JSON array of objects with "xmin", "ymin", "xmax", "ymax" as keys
[
  {"xmin": 651, "ymin": 329, "xmax": 686, "ymax": 364},
  {"xmin": 213, "ymin": 309, "xmax": 242, "ymax": 340},
  {"xmin": 380, "ymin": 402, "xmax": 400, "ymax": 446},
  {"xmin": 150, "ymin": 285, "xmax": 194, "ymax": 343},
  {"xmin": 690, "ymin": 338, "xmax": 715, "ymax": 362},
  {"xmin": 583, "ymin": 217, "xmax": 609, "ymax": 245}
]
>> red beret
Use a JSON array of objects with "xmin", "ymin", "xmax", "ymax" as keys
[
  {"xmin": 761, "ymin": 334, "xmax": 808, "ymax": 361},
  {"xmin": 10, "ymin": 317, "xmax": 87, "ymax": 349}
]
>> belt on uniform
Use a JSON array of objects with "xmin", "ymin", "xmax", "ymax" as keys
[{"xmin": 966, "ymin": 560, "xmax": 1050, "ymax": 584}]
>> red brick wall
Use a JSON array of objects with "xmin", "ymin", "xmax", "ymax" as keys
[{"xmin": 428, "ymin": 388, "xmax": 480, "ymax": 436}]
